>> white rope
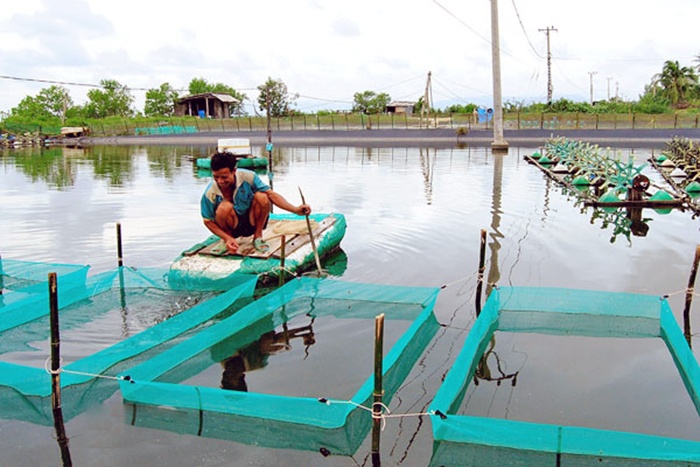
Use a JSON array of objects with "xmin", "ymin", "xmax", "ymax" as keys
[
  {"xmin": 44, "ymin": 356, "xmax": 126, "ymax": 381},
  {"xmin": 269, "ymin": 265, "xmax": 300, "ymax": 278},
  {"xmin": 661, "ymin": 287, "xmax": 700, "ymax": 299},
  {"xmin": 318, "ymin": 397, "xmax": 441, "ymax": 431},
  {"xmin": 440, "ymin": 270, "xmax": 480, "ymax": 290}
]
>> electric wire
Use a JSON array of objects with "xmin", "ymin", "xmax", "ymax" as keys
[{"xmin": 510, "ymin": 0, "xmax": 543, "ymax": 58}]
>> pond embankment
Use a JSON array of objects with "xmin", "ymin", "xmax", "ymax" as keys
[{"xmin": 63, "ymin": 127, "xmax": 700, "ymax": 149}]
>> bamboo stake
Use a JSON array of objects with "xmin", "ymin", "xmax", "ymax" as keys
[
  {"xmin": 278, "ymin": 235, "xmax": 286, "ymax": 288},
  {"xmin": 49, "ymin": 273, "xmax": 73, "ymax": 467},
  {"xmin": 116, "ymin": 222, "xmax": 124, "ymax": 267},
  {"xmin": 116, "ymin": 223, "xmax": 127, "ymax": 313},
  {"xmin": 475, "ymin": 229, "xmax": 487, "ymax": 316},
  {"xmin": 298, "ymin": 187, "xmax": 323, "ymax": 276},
  {"xmin": 683, "ymin": 244, "xmax": 700, "ymax": 347},
  {"xmin": 371, "ymin": 313, "xmax": 384, "ymax": 467}
]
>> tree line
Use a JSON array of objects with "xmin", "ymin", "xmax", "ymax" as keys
[{"xmin": 3, "ymin": 56, "xmax": 700, "ymax": 130}]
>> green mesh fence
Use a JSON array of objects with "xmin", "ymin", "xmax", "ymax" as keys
[
  {"xmin": 0, "ymin": 265, "xmax": 257, "ymax": 425},
  {"xmin": 0, "ymin": 258, "xmax": 89, "ymax": 310},
  {"xmin": 119, "ymin": 278, "xmax": 440, "ymax": 455},
  {"xmin": 429, "ymin": 286, "xmax": 700, "ymax": 466}
]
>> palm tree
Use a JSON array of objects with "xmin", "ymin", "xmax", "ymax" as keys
[{"xmin": 652, "ymin": 60, "xmax": 699, "ymax": 107}]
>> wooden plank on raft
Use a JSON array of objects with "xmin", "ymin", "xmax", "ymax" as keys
[{"xmin": 196, "ymin": 215, "xmax": 337, "ymax": 260}]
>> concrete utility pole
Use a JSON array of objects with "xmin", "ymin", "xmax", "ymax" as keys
[
  {"xmin": 538, "ymin": 26, "xmax": 557, "ymax": 106},
  {"xmin": 490, "ymin": 0, "xmax": 508, "ymax": 152},
  {"xmin": 421, "ymin": 71, "xmax": 432, "ymax": 127},
  {"xmin": 607, "ymin": 77, "xmax": 613, "ymax": 100},
  {"xmin": 588, "ymin": 71, "xmax": 597, "ymax": 104}
]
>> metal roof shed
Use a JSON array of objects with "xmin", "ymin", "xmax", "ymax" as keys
[{"xmin": 175, "ymin": 93, "xmax": 239, "ymax": 119}]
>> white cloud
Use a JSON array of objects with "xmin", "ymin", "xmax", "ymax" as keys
[{"xmin": 0, "ymin": 0, "xmax": 698, "ymax": 113}]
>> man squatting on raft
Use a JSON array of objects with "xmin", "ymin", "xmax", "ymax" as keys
[{"xmin": 201, "ymin": 152, "xmax": 311, "ymax": 254}]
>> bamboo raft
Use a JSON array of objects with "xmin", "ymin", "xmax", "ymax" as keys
[{"xmin": 169, "ymin": 213, "xmax": 347, "ymax": 285}]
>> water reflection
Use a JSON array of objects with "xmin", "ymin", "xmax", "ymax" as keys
[
  {"xmin": 473, "ymin": 153, "xmax": 519, "ymax": 387},
  {"xmin": 1, "ymin": 143, "xmax": 699, "ymax": 466},
  {"xmin": 0, "ymin": 145, "xmax": 207, "ymax": 188},
  {"xmin": 220, "ymin": 320, "xmax": 316, "ymax": 392},
  {"xmin": 589, "ymin": 206, "xmax": 652, "ymax": 243},
  {"xmin": 419, "ymin": 148, "xmax": 435, "ymax": 205},
  {"xmin": 560, "ymin": 186, "xmax": 659, "ymax": 245},
  {"xmin": 473, "ymin": 336, "xmax": 518, "ymax": 387},
  {"xmin": 487, "ymin": 154, "xmax": 504, "ymax": 294}
]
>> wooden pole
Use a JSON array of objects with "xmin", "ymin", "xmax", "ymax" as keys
[
  {"xmin": 116, "ymin": 222, "xmax": 124, "ymax": 267},
  {"xmin": 116, "ymin": 222, "xmax": 127, "ymax": 311},
  {"xmin": 49, "ymin": 273, "xmax": 73, "ymax": 467},
  {"xmin": 266, "ymin": 95, "xmax": 273, "ymax": 174},
  {"xmin": 683, "ymin": 244, "xmax": 700, "ymax": 347},
  {"xmin": 475, "ymin": 229, "xmax": 487, "ymax": 316},
  {"xmin": 298, "ymin": 187, "xmax": 323, "ymax": 276},
  {"xmin": 371, "ymin": 313, "xmax": 384, "ymax": 467},
  {"xmin": 278, "ymin": 235, "xmax": 286, "ymax": 288}
]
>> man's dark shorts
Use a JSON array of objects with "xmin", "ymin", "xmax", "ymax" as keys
[{"xmin": 231, "ymin": 210, "xmax": 268, "ymax": 238}]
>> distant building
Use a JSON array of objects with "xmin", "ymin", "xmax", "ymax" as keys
[
  {"xmin": 175, "ymin": 93, "xmax": 240, "ymax": 119},
  {"xmin": 386, "ymin": 101, "xmax": 415, "ymax": 115}
]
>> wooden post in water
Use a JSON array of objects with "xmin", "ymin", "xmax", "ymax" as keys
[
  {"xmin": 116, "ymin": 222, "xmax": 124, "ymax": 267},
  {"xmin": 683, "ymin": 244, "xmax": 700, "ymax": 347},
  {"xmin": 116, "ymin": 223, "xmax": 127, "ymax": 311},
  {"xmin": 49, "ymin": 273, "xmax": 73, "ymax": 466},
  {"xmin": 266, "ymin": 95, "xmax": 273, "ymax": 176},
  {"xmin": 278, "ymin": 235, "xmax": 286, "ymax": 288},
  {"xmin": 475, "ymin": 229, "xmax": 487, "ymax": 316},
  {"xmin": 371, "ymin": 313, "xmax": 384, "ymax": 467}
]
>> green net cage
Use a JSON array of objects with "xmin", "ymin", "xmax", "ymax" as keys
[
  {"xmin": 119, "ymin": 277, "xmax": 440, "ymax": 455},
  {"xmin": 429, "ymin": 286, "xmax": 700, "ymax": 466},
  {"xmin": 0, "ymin": 258, "xmax": 90, "ymax": 320},
  {"xmin": 0, "ymin": 265, "xmax": 258, "ymax": 426}
]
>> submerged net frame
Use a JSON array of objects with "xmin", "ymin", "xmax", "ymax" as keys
[
  {"xmin": 0, "ymin": 265, "xmax": 258, "ymax": 425},
  {"xmin": 0, "ymin": 258, "xmax": 90, "ymax": 327},
  {"xmin": 429, "ymin": 286, "xmax": 700, "ymax": 466},
  {"xmin": 119, "ymin": 277, "xmax": 440, "ymax": 455}
]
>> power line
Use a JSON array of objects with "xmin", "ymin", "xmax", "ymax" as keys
[
  {"xmin": 295, "ymin": 94, "xmax": 353, "ymax": 105},
  {"xmin": 431, "ymin": 0, "xmax": 491, "ymax": 45},
  {"xmin": 432, "ymin": 76, "xmax": 490, "ymax": 102},
  {"xmin": 510, "ymin": 0, "xmax": 542, "ymax": 58},
  {"xmin": 434, "ymin": 75, "xmax": 491, "ymax": 96},
  {"xmin": 0, "ymin": 74, "xmax": 168, "ymax": 92},
  {"xmin": 430, "ymin": 0, "xmax": 537, "ymax": 68}
]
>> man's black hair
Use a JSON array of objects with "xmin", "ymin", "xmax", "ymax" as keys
[{"xmin": 210, "ymin": 152, "xmax": 238, "ymax": 171}]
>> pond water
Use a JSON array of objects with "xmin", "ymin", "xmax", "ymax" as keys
[{"xmin": 0, "ymin": 143, "xmax": 699, "ymax": 466}]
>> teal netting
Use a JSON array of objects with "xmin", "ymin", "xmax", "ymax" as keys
[
  {"xmin": 0, "ymin": 265, "xmax": 257, "ymax": 425},
  {"xmin": 0, "ymin": 258, "xmax": 89, "ymax": 311},
  {"xmin": 119, "ymin": 278, "xmax": 440, "ymax": 454},
  {"xmin": 429, "ymin": 286, "xmax": 700, "ymax": 466}
]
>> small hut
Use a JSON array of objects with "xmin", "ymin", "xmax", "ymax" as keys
[
  {"xmin": 386, "ymin": 101, "xmax": 416, "ymax": 115},
  {"xmin": 175, "ymin": 93, "xmax": 239, "ymax": 119}
]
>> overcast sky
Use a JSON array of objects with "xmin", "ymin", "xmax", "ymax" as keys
[{"xmin": 1, "ymin": 0, "xmax": 698, "ymax": 114}]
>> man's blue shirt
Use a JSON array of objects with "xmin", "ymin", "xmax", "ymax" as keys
[{"xmin": 201, "ymin": 169, "xmax": 270, "ymax": 220}]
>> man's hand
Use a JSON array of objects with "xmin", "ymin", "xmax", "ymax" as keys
[
  {"xmin": 297, "ymin": 204, "xmax": 312, "ymax": 216},
  {"xmin": 224, "ymin": 237, "xmax": 239, "ymax": 254}
]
